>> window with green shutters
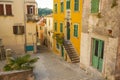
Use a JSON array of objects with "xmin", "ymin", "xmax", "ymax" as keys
[
  {"xmin": 54, "ymin": 22, "xmax": 57, "ymax": 31},
  {"xmin": 74, "ymin": 24, "xmax": 78, "ymax": 37},
  {"xmin": 61, "ymin": 2, "xmax": 64, "ymax": 12},
  {"xmin": 74, "ymin": 0, "xmax": 79, "ymax": 11},
  {"xmin": 66, "ymin": 0, "xmax": 70, "ymax": 9},
  {"xmin": 56, "ymin": 42, "xmax": 59, "ymax": 49},
  {"xmin": 54, "ymin": 4, "xmax": 57, "ymax": 13},
  {"xmin": 91, "ymin": 0, "xmax": 100, "ymax": 13},
  {"xmin": 60, "ymin": 23, "xmax": 63, "ymax": 32}
]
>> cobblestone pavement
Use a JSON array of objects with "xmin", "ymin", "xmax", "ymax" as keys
[{"xmin": 33, "ymin": 46, "xmax": 105, "ymax": 80}]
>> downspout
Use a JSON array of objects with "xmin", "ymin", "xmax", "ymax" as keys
[{"xmin": 24, "ymin": 0, "xmax": 27, "ymax": 53}]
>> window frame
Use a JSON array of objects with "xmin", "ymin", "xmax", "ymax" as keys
[
  {"xmin": 66, "ymin": 0, "xmax": 70, "ymax": 10},
  {"xmin": 54, "ymin": 3, "xmax": 57, "ymax": 13},
  {"xmin": 13, "ymin": 26, "xmax": 24, "ymax": 35},
  {"xmin": 60, "ymin": 23, "xmax": 63, "ymax": 32},
  {"xmin": 54, "ymin": 22, "xmax": 57, "ymax": 31},
  {"xmin": 73, "ymin": 24, "xmax": 78, "ymax": 37},
  {"xmin": 0, "ymin": 3, "xmax": 12, "ymax": 16},
  {"xmin": 60, "ymin": 2, "xmax": 64, "ymax": 12},
  {"xmin": 74, "ymin": 0, "xmax": 79, "ymax": 11},
  {"xmin": 27, "ymin": 5, "xmax": 35, "ymax": 15},
  {"xmin": 91, "ymin": 0, "xmax": 100, "ymax": 13},
  {"xmin": 0, "ymin": 4, "xmax": 4, "ymax": 15}
]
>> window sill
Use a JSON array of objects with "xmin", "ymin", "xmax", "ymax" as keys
[
  {"xmin": 0, "ymin": 14, "xmax": 14, "ymax": 17},
  {"xmin": 74, "ymin": 10, "xmax": 80, "ymax": 12}
]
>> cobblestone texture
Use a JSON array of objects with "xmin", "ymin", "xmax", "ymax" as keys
[{"xmin": 33, "ymin": 46, "xmax": 105, "ymax": 80}]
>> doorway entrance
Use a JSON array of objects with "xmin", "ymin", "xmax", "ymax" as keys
[
  {"xmin": 92, "ymin": 38, "xmax": 104, "ymax": 72},
  {"xmin": 66, "ymin": 22, "xmax": 70, "ymax": 40}
]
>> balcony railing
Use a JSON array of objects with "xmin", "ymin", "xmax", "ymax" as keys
[{"xmin": 26, "ymin": 14, "xmax": 39, "ymax": 22}]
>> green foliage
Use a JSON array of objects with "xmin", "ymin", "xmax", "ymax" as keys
[
  {"xmin": 4, "ymin": 54, "xmax": 38, "ymax": 71},
  {"xmin": 38, "ymin": 8, "xmax": 53, "ymax": 16},
  {"xmin": 53, "ymin": 32, "xmax": 64, "ymax": 45}
]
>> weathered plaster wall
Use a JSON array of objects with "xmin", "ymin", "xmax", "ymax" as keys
[{"xmin": 81, "ymin": 0, "xmax": 120, "ymax": 79}]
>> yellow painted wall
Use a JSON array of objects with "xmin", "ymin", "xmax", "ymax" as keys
[
  {"xmin": 53, "ymin": 0, "xmax": 65, "ymax": 54},
  {"xmin": 70, "ymin": 0, "xmax": 83, "ymax": 55},
  {"xmin": 53, "ymin": 0, "xmax": 83, "ymax": 56}
]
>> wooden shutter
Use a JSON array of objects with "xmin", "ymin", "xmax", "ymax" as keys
[
  {"xmin": 13, "ymin": 26, "xmax": 18, "ymax": 34},
  {"xmin": 33, "ymin": 5, "xmax": 35, "ymax": 15},
  {"xmin": 61, "ymin": 2, "xmax": 64, "ymax": 12},
  {"xmin": 0, "ymin": 4, "xmax": 4, "ymax": 15},
  {"xmin": 27, "ymin": 5, "xmax": 31, "ymax": 14},
  {"xmin": 74, "ymin": 24, "xmax": 78, "ymax": 37},
  {"xmin": 60, "ymin": 23, "xmax": 63, "ymax": 32},
  {"xmin": 54, "ymin": 4, "xmax": 57, "ymax": 13},
  {"xmin": 91, "ymin": 0, "xmax": 100, "ymax": 13},
  {"xmin": 74, "ymin": 0, "xmax": 79, "ymax": 11},
  {"xmin": 66, "ymin": 0, "xmax": 70, "ymax": 9},
  {"xmin": 19, "ymin": 26, "xmax": 24, "ymax": 34},
  {"xmin": 6, "ymin": 4, "xmax": 12, "ymax": 15},
  {"xmin": 54, "ymin": 22, "xmax": 57, "ymax": 31}
]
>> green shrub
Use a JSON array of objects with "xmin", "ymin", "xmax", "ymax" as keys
[{"xmin": 4, "ymin": 54, "xmax": 38, "ymax": 71}]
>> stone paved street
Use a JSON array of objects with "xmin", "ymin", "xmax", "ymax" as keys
[{"xmin": 33, "ymin": 46, "xmax": 105, "ymax": 80}]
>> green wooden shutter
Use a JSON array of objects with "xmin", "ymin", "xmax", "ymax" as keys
[
  {"xmin": 91, "ymin": 0, "xmax": 99, "ymax": 13},
  {"xmin": 74, "ymin": 0, "xmax": 79, "ymax": 11},
  {"xmin": 98, "ymin": 40, "xmax": 104, "ymax": 72},
  {"xmin": 74, "ymin": 24, "xmax": 78, "ymax": 37},
  {"xmin": 61, "ymin": 2, "xmax": 64, "ymax": 12},
  {"xmin": 60, "ymin": 23, "xmax": 63, "ymax": 32},
  {"xmin": 54, "ymin": 22, "xmax": 57, "ymax": 31},
  {"xmin": 54, "ymin": 4, "xmax": 57, "ymax": 13},
  {"xmin": 66, "ymin": 0, "xmax": 70, "ymax": 9}
]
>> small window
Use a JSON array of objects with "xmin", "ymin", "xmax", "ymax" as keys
[
  {"xmin": 54, "ymin": 4, "xmax": 57, "ymax": 13},
  {"xmin": 13, "ymin": 26, "xmax": 24, "ymax": 35},
  {"xmin": 27, "ymin": 5, "xmax": 35, "ymax": 14},
  {"xmin": 54, "ymin": 22, "xmax": 57, "ymax": 31},
  {"xmin": 74, "ymin": 24, "xmax": 78, "ymax": 37},
  {"xmin": 74, "ymin": 0, "xmax": 79, "ymax": 11},
  {"xmin": 0, "ymin": 4, "xmax": 4, "ymax": 15},
  {"xmin": 6, "ymin": 4, "xmax": 12, "ymax": 15},
  {"xmin": 61, "ymin": 2, "xmax": 64, "ymax": 12},
  {"xmin": 66, "ymin": 0, "xmax": 70, "ymax": 9},
  {"xmin": 60, "ymin": 23, "xmax": 63, "ymax": 32},
  {"xmin": 91, "ymin": 0, "xmax": 100, "ymax": 13}
]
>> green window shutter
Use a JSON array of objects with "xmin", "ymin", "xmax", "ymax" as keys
[
  {"xmin": 66, "ymin": 0, "xmax": 70, "ymax": 9},
  {"xmin": 91, "ymin": 0, "xmax": 99, "ymax": 13},
  {"xmin": 54, "ymin": 22, "xmax": 57, "ymax": 31},
  {"xmin": 54, "ymin": 4, "xmax": 57, "ymax": 13},
  {"xmin": 74, "ymin": 24, "xmax": 78, "ymax": 37},
  {"xmin": 60, "ymin": 23, "xmax": 63, "ymax": 32},
  {"xmin": 61, "ymin": 2, "xmax": 64, "ymax": 12},
  {"xmin": 56, "ymin": 43, "xmax": 59, "ymax": 49},
  {"xmin": 74, "ymin": 0, "xmax": 79, "ymax": 11}
]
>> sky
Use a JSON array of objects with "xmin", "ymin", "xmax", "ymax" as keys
[{"xmin": 36, "ymin": 0, "xmax": 53, "ymax": 9}]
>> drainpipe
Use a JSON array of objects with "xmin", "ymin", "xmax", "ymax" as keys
[{"xmin": 24, "ymin": 0, "xmax": 27, "ymax": 53}]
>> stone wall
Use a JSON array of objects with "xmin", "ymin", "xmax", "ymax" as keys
[
  {"xmin": 0, "ymin": 70, "xmax": 34, "ymax": 80},
  {"xmin": 81, "ymin": 0, "xmax": 120, "ymax": 79}
]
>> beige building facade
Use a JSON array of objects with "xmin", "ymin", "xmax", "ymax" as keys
[
  {"xmin": 45, "ymin": 14, "xmax": 53, "ymax": 50},
  {"xmin": 0, "ymin": 0, "xmax": 38, "ymax": 54}
]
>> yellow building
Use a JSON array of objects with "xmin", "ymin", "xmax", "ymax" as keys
[{"xmin": 53, "ymin": 0, "xmax": 82, "ymax": 63}]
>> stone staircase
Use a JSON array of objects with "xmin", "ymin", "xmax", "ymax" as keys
[{"xmin": 63, "ymin": 41, "xmax": 80, "ymax": 63}]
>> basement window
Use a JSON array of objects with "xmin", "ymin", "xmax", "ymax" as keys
[{"xmin": 13, "ymin": 26, "xmax": 24, "ymax": 35}]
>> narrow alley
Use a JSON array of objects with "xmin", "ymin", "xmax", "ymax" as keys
[{"xmin": 33, "ymin": 46, "xmax": 104, "ymax": 80}]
